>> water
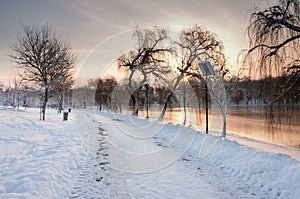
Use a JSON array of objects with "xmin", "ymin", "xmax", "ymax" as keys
[{"xmin": 137, "ymin": 107, "xmax": 300, "ymax": 148}]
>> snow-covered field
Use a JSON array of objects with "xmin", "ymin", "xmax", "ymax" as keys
[
  {"xmin": 0, "ymin": 107, "xmax": 88, "ymax": 198},
  {"xmin": 0, "ymin": 107, "xmax": 299, "ymax": 198}
]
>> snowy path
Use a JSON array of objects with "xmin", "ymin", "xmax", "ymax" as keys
[
  {"xmin": 0, "ymin": 108, "xmax": 299, "ymax": 198},
  {"xmin": 71, "ymin": 111, "xmax": 270, "ymax": 198},
  {"xmin": 70, "ymin": 155, "xmax": 106, "ymax": 198}
]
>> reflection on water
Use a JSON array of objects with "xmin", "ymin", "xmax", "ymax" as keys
[{"xmin": 137, "ymin": 107, "xmax": 300, "ymax": 148}]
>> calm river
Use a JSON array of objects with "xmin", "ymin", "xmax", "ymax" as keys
[{"xmin": 137, "ymin": 106, "xmax": 300, "ymax": 148}]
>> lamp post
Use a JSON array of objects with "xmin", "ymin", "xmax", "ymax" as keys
[
  {"xmin": 205, "ymin": 77, "xmax": 208, "ymax": 134},
  {"xmin": 199, "ymin": 61, "xmax": 216, "ymax": 134},
  {"xmin": 144, "ymin": 84, "xmax": 150, "ymax": 119}
]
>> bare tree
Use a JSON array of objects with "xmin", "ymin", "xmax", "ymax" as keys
[
  {"xmin": 53, "ymin": 77, "xmax": 74, "ymax": 113},
  {"xmin": 159, "ymin": 24, "xmax": 227, "ymax": 120},
  {"xmin": 9, "ymin": 24, "xmax": 76, "ymax": 120},
  {"xmin": 95, "ymin": 76, "xmax": 117, "ymax": 111},
  {"xmin": 118, "ymin": 26, "xmax": 172, "ymax": 115},
  {"xmin": 12, "ymin": 75, "xmax": 25, "ymax": 109},
  {"xmin": 1, "ymin": 82, "xmax": 14, "ymax": 107},
  {"xmin": 245, "ymin": 0, "xmax": 300, "ymax": 105}
]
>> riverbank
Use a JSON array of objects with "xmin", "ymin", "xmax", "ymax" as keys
[
  {"xmin": 136, "ymin": 106, "xmax": 300, "ymax": 148},
  {"xmin": 0, "ymin": 107, "xmax": 299, "ymax": 198}
]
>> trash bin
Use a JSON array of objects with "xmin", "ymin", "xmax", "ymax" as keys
[
  {"xmin": 68, "ymin": 107, "xmax": 71, "ymax": 113},
  {"xmin": 63, "ymin": 112, "xmax": 68, "ymax": 121}
]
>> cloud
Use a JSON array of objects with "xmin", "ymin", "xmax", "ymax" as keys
[{"xmin": 0, "ymin": 0, "xmax": 262, "ymax": 81}]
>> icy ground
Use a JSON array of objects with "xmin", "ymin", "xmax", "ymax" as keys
[{"xmin": 0, "ymin": 107, "xmax": 299, "ymax": 198}]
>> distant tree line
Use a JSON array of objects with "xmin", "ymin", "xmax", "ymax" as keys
[
  {"xmin": 4, "ymin": 0, "xmax": 299, "ymax": 130},
  {"xmin": 226, "ymin": 76, "xmax": 300, "ymax": 107},
  {"xmin": 0, "ymin": 81, "xmax": 39, "ymax": 108},
  {"xmin": 243, "ymin": 0, "xmax": 300, "ymax": 109}
]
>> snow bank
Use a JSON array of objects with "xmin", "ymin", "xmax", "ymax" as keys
[
  {"xmin": 0, "ymin": 107, "xmax": 87, "ymax": 198},
  {"xmin": 0, "ymin": 108, "xmax": 299, "ymax": 198},
  {"xmin": 113, "ymin": 113, "xmax": 300, "ymax": 199},
  {"xmin": 201, "ymin": 137, "xmax": 300, "ymax": 198}
]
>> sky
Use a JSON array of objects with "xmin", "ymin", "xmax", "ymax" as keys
[{"xmin": 0, "ymin": 0, "xmax": 268, "ymax": 85}]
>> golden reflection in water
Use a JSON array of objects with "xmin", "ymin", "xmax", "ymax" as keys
[{"xmin": 137, "ymin": 107, "xmax": 300, "ymax": 148}]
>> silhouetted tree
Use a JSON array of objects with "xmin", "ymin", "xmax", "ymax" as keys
[
  {"xmin": 245, "ymin": 0, "xmax": 300, "ymax": 105},
  {"xmin": 230, "ymin": 87, "xmax": 244, "ymax": 106},
  {"xmin": 159, "ymin": 24, "xmax": 227, "ymax": 120},
  {"xmin": 95, "ymin": 76, "xmax": 117, "ymax": 111},
  {"xmin": 118, "ymin": 26, "xmax": 172, "ymax": 115},
  {"xmin": 9, "ymin": 24, "xmax": 76, "ymax": 120},
  {"xmin": 54, "ymin": 77, "xmax": 74, "ymax": 113}
]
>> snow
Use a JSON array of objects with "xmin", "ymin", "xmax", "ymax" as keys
[
  {"xmin": 0, "ymin": 107, "xmax": 299, "ymax": 198},
  {"xmin": 0, "ymin": 107, "xmax": 88, "ymax": 198}
]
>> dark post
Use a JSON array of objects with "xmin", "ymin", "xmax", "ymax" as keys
[
  {"xmin": 199, "ymin": 61, "xmax": 216, "ymax": 135},
  {"xmin": 39, "ymin": 98, "xmax": 42, "ymax": 121},
  {"xmin": 205, "ymin": 77, "xmax": 208, "ymax": 134},
  {"xmin": 145, "ymin": 84, "xmax": 149, "ymax": 119}
]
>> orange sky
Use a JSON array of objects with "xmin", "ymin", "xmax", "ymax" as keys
[{"xmin": 0, "ymin": 0, "xmax": 269, "ymax": 85}]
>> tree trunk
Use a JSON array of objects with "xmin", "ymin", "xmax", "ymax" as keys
[
  {"xmin": 42, "ymin": 88, "xmax": 48, "ymax": 120},
  {"xmin": 221, "ymin": 107, "xmax": 226, "ymax": 138},
  {"xmin": 198, "ymin": 101, "xmax": 201, "ymax": 127},
  {"xmin": 23, "ymin": 94, "xmax": 27, "ymax": 110},
  {"xmin": 107, "ymin": 97, "xmax": 111, "ymax": 111},
  {"xmin": 145, "ymin": 87, "xmax": 149, "ymax": 118},
  {"xmin": 159, "ymin": 92, "xmax": 173, "ymax": 121},
  {"xmin": 99, "ymin": 96, "xmax": 103, "ymax": 111},
  {"xmin": 183, "ymin": 84, "xmax": 187, "ymax": 126},
  {"xmin": 17, "ymin": 92, "xmax": 20, "ymax": 109},
  {"xmin": 159, "ymin": 75, "xmax": 183, "ymax": 120},
  {"xmin": 131, "ymin": 94, "xmax": 138, "ymax": 115},
  {"xmin": 58, "ymin": 91, "xmax": 63, "ymax": 114}
]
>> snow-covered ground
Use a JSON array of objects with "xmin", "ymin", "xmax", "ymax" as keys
[
  {"xmin": 0, "ymin": 107, "xmax": 299, "ymax": 198},
  {"xmin": 0, "ymin": 107, "xmax": 88, "ymax": 198}
]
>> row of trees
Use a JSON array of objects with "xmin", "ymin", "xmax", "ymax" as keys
[
  {"xmin": 0, "ymin": 79, "xmax": 73, "ymax": 112},
  {"xmin": 244, "ymin": 0, "xmax": 300, "ymax": 108},
  {"xmin": 94, "ymin": 73, "xmax": 300, "ymax": 113},
  {"xmin": 226, "ymin": 76, "xmax": 299, "ymax": 107},
  {"xmin": 0, "ymin": 80, "xmax": 39, "ymax": 108},
  {"xmin": 6, "ymin": 0, "xmax": 299, "ymax": 131},
  {"xmin": 91, "ymin": 23, "xmax": 228, "ymax": 136},
  {"xmin": 115, "ymin": 25, "xmax": 227, "ymax": 118},
  {"xmin": 93, "ymin": 0, "xmax": 300, "ymax": 137}
]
